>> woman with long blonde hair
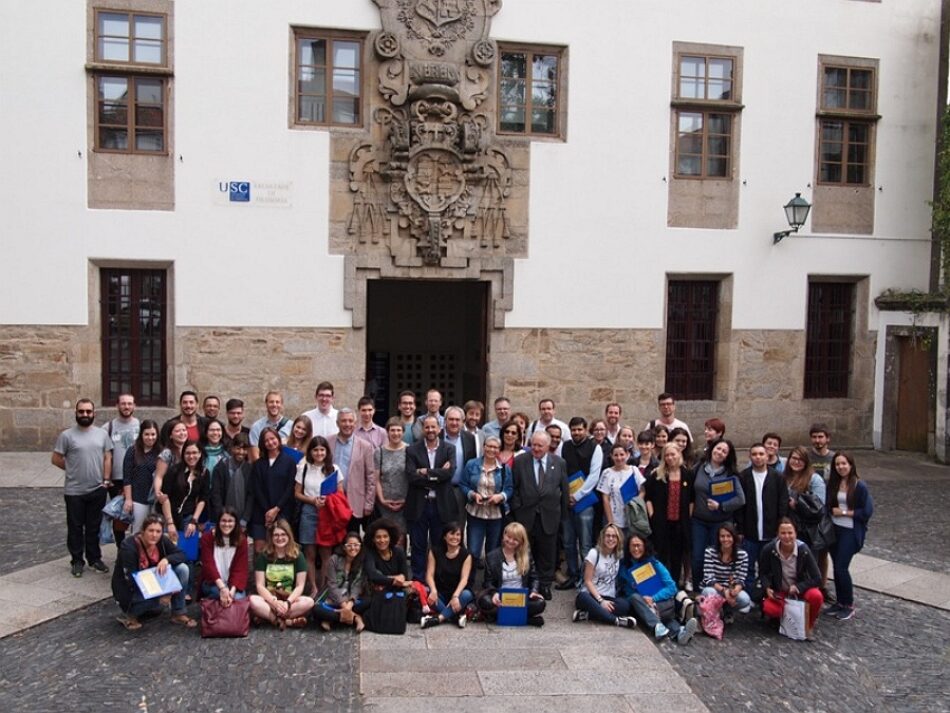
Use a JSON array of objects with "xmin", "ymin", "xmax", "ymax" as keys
[
  {"xmin": 572, "ymin": 523, "xmax": 636, "ymax": 627},
  {"xmin": 643, "ymin": 444, "xmax": 694, "ymax": 586},
  {"xmin": 477, "ymin": 521, "xmax": 546, "ymax": 626}
]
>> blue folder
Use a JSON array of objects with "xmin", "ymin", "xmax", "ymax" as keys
[
  {"xmin": 619, "ymin": 475, "xmax": 640, "ymax": 503},
  {"xmin": 132, "ymin": 566, "xmax": 183, "ymax": 599},
  {"xmin": 569, "ymin": 471, "xmax": 597, "ymax": 513},
  {"xmin": 178, "ymin": 530, "xmax": 200, "ymax": 561},
  {"xmin": 709, "ymin": 476, "xmax": 738, "ymax": 504},
  {"xmin": 282, "ymin": 446, "xmax": 305, "ymax": 464},
  {"xmin": 628, "ymin": 562, "xmax": 663, "ymax": 598},
  {"xmin": 496, "ymin": 587, "xmax": 529, "ymax": 626},
  {"xmin": 320, "ymin": 475, "xmax": 338, "ymax": 497}
]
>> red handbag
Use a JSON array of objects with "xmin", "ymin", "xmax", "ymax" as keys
[{"xmin": 200, "ymin": 597, "xmax": 251, "ymax": 638}]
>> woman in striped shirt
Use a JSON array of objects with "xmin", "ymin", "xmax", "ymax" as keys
[{"xmin": 700, "ymin": 522, "xmax": 751, "ymax": 625}]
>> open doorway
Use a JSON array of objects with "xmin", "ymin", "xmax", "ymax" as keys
[{"xmin": 365, "ymin": 280, "xmax": 488, "ymax": 422}]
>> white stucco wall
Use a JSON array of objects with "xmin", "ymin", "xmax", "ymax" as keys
[{"xmin": 0, "ymin": 0, "xmax": 941, "ymax": 329}]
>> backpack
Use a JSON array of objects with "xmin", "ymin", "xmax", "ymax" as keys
[{"xmin": 624, "ymin": 496, "xmax": 652, "ymax": 538}]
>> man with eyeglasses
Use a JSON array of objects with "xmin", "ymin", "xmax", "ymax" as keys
[
  {"xmin": 645, "ymin": 393, "xmax": 692, "ymax": 441},
  {"xmin": 52, "ymin": 399, "xmax": 114, "ymax": 578}
]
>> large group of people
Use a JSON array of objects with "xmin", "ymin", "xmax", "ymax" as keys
[{"xmin": 51, "ymin": 386, "xmax": 873, "ymax": 641}]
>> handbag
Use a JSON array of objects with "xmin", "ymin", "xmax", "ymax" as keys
[
  {"xmin": 807, "ymin": 511, "xmax": 836, "ymax": 551},
  {"xmin": 697, "ymin": 592, "xmax": 725, "ymax": 640},
  {"xmin": 200, "ymin": 597, "xmax": 251, "ymax": 638},
  {"xmin": 795, "ymin": 491, "xmax": 836, "ymax": 551},
  {"xmin": 795, "ymin": 491, "xmax": 825, "ymax": 524},
  {"xmin": 366, "ymin": 590, "xmax": 408, "ymax": 635},
  {"xmin": 779, "ymin": 596, "xmax": 809, "ymax": 641}
]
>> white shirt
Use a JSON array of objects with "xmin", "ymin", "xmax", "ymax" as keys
[
  {"xmin": 302, "ymin": 407, "xmax": 339, "ymax": 438},
  {"xmin": 752, "ymin": 468, "xmax": 768, "ymax": 540}
]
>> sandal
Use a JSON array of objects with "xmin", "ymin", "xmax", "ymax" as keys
[
  {"xmin": 117, "ymin": 616, "xmax": 142, "ymax": 631},
  {"xmin": 286, "ymin": 617, "xmax": 308, "ymax": 629},
  {"xmin": 170, "ymin": 614, "xmax": 198, "ymax": 628}
]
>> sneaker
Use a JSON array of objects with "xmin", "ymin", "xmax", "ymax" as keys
[
  {"xmin": 456, "ymin": 613, "xmax": 467, "ymax": 629},
  {"xmin": 654, "ymin": 622, "xmax": 670, "ymax": 639},
  {"xmin": 90, "ymin": 560, "xmax": 109, "ymax": 574},
  {"xmin": 680, "ymin": 599, "xmax": 695, "ymax": 623},
  {"xmin": 823, "ymin": 603, "xmax": 844, "ymax": 617},
  {"xmin": 71, "ymin": 562, "xmax": 83, "ymax": 578},
  {"xmin": 615, "ymin": 616, "xmax": 637, "ymax": 629},
  {"xmin": 677, "ymin": 618, "xmax": 699, "ymax": 645},
  {"xmin": 835, "ymin": 605, "xmax": 856, "ymax": 621},
  {"xmin": 572, "ymin": 609, "xmax": 588, "ymax": 623},
  {"xmin": 420, "ymin": 615, "xmax": 440, "ymax": 629}
]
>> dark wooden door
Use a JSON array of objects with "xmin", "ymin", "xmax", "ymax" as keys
[
  {"xmin": 895, "ymin": 336, "xmax": 930, "ymax": 452},
  {"xmin": 365, "ymin": 280, "xmax": 488, "ymax": 421}
]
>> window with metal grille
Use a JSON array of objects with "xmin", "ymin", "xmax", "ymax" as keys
[
  {"xmin": 804, "ymin": 281, "xmax": 853, "ymax": 398},
  {"xmin": 101, "ymin": 268, "xmax": 167, "ymax": 405},
  {"xmin": 665, "ymin": 281, "xmax": 718, "ymax": 400}
]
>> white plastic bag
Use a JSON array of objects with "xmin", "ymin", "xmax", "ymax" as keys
[{"xmin": 779, "ymin": 597, "xmax": 809, "ymax": 640}]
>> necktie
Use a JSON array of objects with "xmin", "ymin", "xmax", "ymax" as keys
[{"xmin": 536, "ymin": 459, "xmax": 544, "ymax": 487}]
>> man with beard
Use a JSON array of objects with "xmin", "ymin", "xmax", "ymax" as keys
[
  {"xmin": 160, "ymin": 390, "xmax": 207, "ymax": 446},
  {"xmin": 103, "ymin": 393, "xmax": 139, "ymax": 545},
  {"xmin": 52, "ymin": 399, "xmax": 114, "ymax": 578}
]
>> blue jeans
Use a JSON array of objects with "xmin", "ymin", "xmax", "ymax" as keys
[
  {"xmin": 409, "ymin": 500, "xmax": 442, "ymax": 581},
  {"xmin": 563, "ymin": 507, "xmax": 595, "ymax": 580},
  {"xmin": 129, "ymin": 563, "xmax": 190, "ymax": 616},
  {"xmin": 436, "ymin": 589, "xmax": 474, "ymax": 620},
  {"xmin": 690, "ymin": 519, "xmax": 722, "ymax": 589},
  {"xmin": 466, "ymin": 516, "xmax": 503, "ymax": 566},
  {"xmin": 574, "ymin": 590, "xmax": 631, "ymax": 624},
  {"xmin": 201, "ymin": 582, "xmax": 247, "ymax": 601},
  {"xmin": 831, "ymin": 525, "xmax": 861, "ymax": 607},
  {"xmin": 700, "ymin": 586, "xmax": 751, "ymax": 613},
  {"xmin": 628, "ymin": 593, "xmax": 682, "ymax": 636}
]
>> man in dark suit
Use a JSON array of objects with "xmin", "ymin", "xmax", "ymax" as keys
[
  {"xmin": 442, "ymin": 405, "xmax": 477, "ymax": 523},
  {"xmin": 510, "ymin": 430, "xmax": 569, "ymax": 600},
  {"xmin": 737, "ymin": 443, "xmax": 789, "ymax": 590},
  {"xmin": 405, "ymin": 415, "xmax": 458, "ymax": 581}
]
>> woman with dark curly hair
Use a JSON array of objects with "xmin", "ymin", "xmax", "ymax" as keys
[{"xmin": 313, "ymin": 532, "xmax": 368, "ymax": 632}]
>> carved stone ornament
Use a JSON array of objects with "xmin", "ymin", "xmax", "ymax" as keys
[{"xmin": 347, "ymin": 0, "xmax": 511, "ymax": 264}]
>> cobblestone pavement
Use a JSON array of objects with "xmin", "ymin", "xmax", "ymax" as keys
[
  {"xmin": 860, "ymin": 479, "xmax": 950, "ymax": 574},
  {"xmin": 659, "ymin": 589, "xmax": 950, "ymax": 713},
  {"xmin": 0, "ymin": 489, "xmax": 66, "ymax": 576},
  {"xmin": 0, "ymin": 599, "xmax": 360, "ymax": 713}
]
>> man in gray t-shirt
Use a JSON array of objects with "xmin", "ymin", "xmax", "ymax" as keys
[{"xmin": 52, "ymin": 398, "xmax": 113, "ymax": 578}]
